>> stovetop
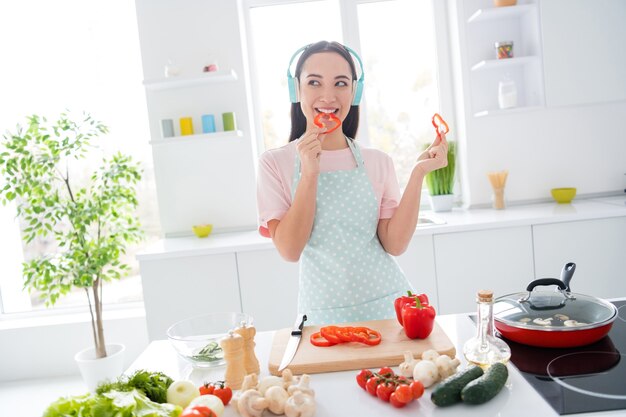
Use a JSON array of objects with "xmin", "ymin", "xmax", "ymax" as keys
[{"xmin": 502, "ymin": 299, "xmax": 626, "ymax": 415}]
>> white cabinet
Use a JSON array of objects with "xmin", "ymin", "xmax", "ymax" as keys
[
  {"xmin": 237, "ymin": 249, "xmax": 299, "ymax": 332},
  {"xmin": 433, "ymin": 226, "xmax": 535, "ymax": 314},
  {"xmin": 532, "ymin": 217, "xmax": 626, "ymax": 298},
  {"xmin": 395, "ymin": 235, "xmax": 439, "ymax": 308},
  {"xmin": 455, "ymin": 0, "xmax": 545, "ymax": 116},
  {"xmin": 140, "ymin": 253, "xmax": 241, "ymax": 340}
]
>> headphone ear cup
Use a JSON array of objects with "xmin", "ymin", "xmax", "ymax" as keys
[
  {"xmin": 352, "ymin": 79, "xmax": 364, "ymax": 106},
  {"xmin": 287, "ymin": 75, "xmax": 298, "ymax": 103}
]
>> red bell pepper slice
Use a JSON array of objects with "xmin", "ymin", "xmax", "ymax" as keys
[
  {"xmin": 431, "ymin": 113, "xmax": 449, "ymax": 136},
  {"xmin": 394, "ymin": 291, "xmax": 429, "ymax": 325},
  {"xmin": 320, "ymin": 326, "xmax": 343, "ymax": 344},
  {"xmin": 350, "ymin": 327, "xmax": 382, "ymax": 346},
  {"xmin": 314, "ymin": 112, "xmax": 342, "ymax": 133},
  {"xmin": 401, "ymin": 296, "xmax": 436, "ymax": 339},
  {"xmin": 310, "ymin": 331, "xmax": 337, "ymax": 347},
  {"xmin": 181, "ymin": 405, "xmax": 217, "ymax": 417}
]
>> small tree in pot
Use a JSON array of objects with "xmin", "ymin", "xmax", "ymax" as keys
[{"xmin": 0, "ymin": 112, "xmax": 143, "ymax": 358}]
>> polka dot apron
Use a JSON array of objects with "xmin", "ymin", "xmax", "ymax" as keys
[{"xmin": 292, "ymin": 136, "xmax": 412, "ymax": 325}]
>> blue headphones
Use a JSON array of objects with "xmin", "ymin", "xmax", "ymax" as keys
[{"xmin": 286, "ymin": 43, "xmax": 365, "ymax": 106}]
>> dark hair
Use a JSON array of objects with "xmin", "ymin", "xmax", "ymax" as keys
[{"xmin": 288, "ymin": 41, "xmax": 360, "ymax": 142}]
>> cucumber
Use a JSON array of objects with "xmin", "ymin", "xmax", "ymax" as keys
[
  {"xmin": 431, "ymin": 365, "xmax": 484, "ymax": 407},
  {"xmin": 461, "ymin": 362, "xmax": 509, "ymax": 405}
]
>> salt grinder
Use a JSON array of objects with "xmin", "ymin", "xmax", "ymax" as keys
[
  {"xmin": 234, "ymin": 321, "xmax": 260, "ymax": 375},
  {"xmin": 219, "ymin": 330, "xmax": 245, "ymax": 389}
]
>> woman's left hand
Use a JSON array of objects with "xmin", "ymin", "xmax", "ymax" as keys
[{"xmin": 415, "ymin": 132, "xmax": 449, "ymax": 175}]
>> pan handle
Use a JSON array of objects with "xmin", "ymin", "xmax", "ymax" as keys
[
  {"xmin": 560, "ymin": 262, "xmax": 576, "ymax": 291},
  {"xmin": 525, "ymin": 278, "xmax": 567, "ymax": 292}
]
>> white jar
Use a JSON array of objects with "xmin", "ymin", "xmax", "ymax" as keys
[{"xmin": 498, "ymin": 80, "xmax": 517, "ymax": 109}]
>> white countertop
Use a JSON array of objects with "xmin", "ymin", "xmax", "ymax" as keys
[
  {"xmin": 126, "ymin": 311, "xmax": 626, "ymax": 417},
  {"xmin": 137, "ymin": 195, "xmax": 626, "ymax": 261}
]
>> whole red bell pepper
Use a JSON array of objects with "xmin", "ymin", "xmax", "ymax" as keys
[
  {"xmin": 394, "ymin": 291, "xmax": 429, "ymax": 325},
  {"xmin": 401, "ymin": 296, "xmax": 436, "ymax": 339}
]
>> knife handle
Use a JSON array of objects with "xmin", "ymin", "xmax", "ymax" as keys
[{"xmin": 291, "ymin": 314, "xmax": 307, "ymax": 336}]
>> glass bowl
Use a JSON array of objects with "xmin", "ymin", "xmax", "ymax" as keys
[{"xmin": 166, "ymin": 312, "xmax": 253, "ymax": 368}]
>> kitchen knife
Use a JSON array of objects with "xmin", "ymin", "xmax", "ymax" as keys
[{"xmin": 278, "ymin": 313, "xmax": 307, "ymax": 372}]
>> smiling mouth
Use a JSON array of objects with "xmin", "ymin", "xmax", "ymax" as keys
[{"xmin": 315, "ymin": 108, "xmax": 338, "ymax": 114}]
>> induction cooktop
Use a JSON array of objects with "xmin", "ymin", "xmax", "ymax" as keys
[{"xmin": 472, "ymin": 299, "xmax": 626, "ymax": 415}]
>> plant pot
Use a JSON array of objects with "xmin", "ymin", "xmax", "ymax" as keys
[
  {"xmin": 75, "ymin": 343, "xmax": 126, "ymax": 391},
  {"xmin": 428, "ymin": 194, "xmax": 454, "ymax": 212}
]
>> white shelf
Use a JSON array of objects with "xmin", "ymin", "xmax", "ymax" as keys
[
  {"xmin": 468, "ymin": 4, "xmax": 537, "ymax": 23},
  {"xmin": 150, "ymin": 130, "xmax": 243, "ymax": 145},
  {"xmin": 143, "ymin": 69, "xmax": 238, "ymax": 91},
  {"xmin": 471, "ymin": 55, "xmax": 539, "ymax": 71},
  {"xmin": 473, "ymin": 105, "xmax": 544, "ymax": 118}
]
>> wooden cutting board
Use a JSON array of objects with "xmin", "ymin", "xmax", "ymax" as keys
[{"xmin": 268, "ymin": 319, "xmax": 456, "ymax": 375}]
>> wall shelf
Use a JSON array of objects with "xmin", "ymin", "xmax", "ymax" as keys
[
  {"xmin": 471, "ymin": 55, "xmax": 539, "ymax": 71},
  {"xmin": 150, "ymin": 130, "xmax": 243, "ymax": 145},
  {"xmin": 143, "ymin": 69, "xmax": 238, "ymax": 91},
  {"xmin": 467, "ymin": 4, "xmax": 537, "ymax": 23}
]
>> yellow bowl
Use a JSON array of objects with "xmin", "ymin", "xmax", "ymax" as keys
[
  {"xmin": 192, "ymin": 224, "xmax": 213, "ymax": 238},
  {"xmin": 551, "ymin": 188, "xmax": 577, "ymax": 204}
]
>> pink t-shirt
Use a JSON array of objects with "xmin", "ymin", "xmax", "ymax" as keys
[{"xmin": 257, "ymin": 140, "xmax": 401, "ymax": 237}]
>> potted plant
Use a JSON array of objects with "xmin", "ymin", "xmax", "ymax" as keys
[
  {"xmin": 425, "ymin": 141, "xmax": 456, "ymax": 212},
  {"xmin": 0, "ymin": 112, "xmax": 143, "ymax": 388}
]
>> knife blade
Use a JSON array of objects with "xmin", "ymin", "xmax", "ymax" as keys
[{"xmin": 278, "ymin": 313, "xmax": 307, "ymax": 372}]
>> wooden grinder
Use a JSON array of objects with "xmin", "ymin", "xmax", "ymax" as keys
[
  {"xmin": 219, "ymin": 330, "xmax": 245, "ymax": 389},
  {"xmin": 234, "ymin": 321, "xmax": 260, "ymax": 375}
]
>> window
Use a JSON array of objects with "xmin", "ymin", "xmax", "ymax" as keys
[
  {"xmin": 245, "ymin": 0, "xmax": 451, "ymax": 189},
  {"xmin": 0, "ymin": 1, "xmax": 159, "ymax": 314}
]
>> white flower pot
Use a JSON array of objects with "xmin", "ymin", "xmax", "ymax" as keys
[
  {"xmin": 75, "ymin": 343, "xmax": 126, "ymax": 391},
  {"xmin": 428, "ymin": 194, "xmax": 454, "ymax": 212}
]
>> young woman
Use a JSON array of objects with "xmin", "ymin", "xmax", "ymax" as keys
[{"xmin": 256, "ymin": 41, "xmax": 448, "ymax": 324}]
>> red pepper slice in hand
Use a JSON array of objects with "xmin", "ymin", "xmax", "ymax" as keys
[
  {"xmin": 431, "ymin": 113, "xmax": 450, "ymax": 136},
  {"xmin": 401, "ymin": 296, "xmax": 436, "ymax": 339},
  {"xmin": 310, "ymin": 331, "xmax": 337, "ymax": 347},
  {"xmin": 394, "ymin": 291, "xmax": 429, "ymax": 326},
  {"xmin": 314, "ymin": 112, "xmax": 342, "ymax": 133}
]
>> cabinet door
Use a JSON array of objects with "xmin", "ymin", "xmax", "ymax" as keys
[
  {"xmin": 533, "ymin": 217, "xmax": 626, "ymax": 298},
  {"xmin": 139, "ymin": 253, "xmax": 241, "ymax": 340},
  {"xmin": 237, "ymin": 249, "xmax": 299, "ymax": 331},
  {"xmin": 395, "ymin": 235, "xmax": 439, "ymax": 308},
  {"xmin": 434, "ymin": 226, "xmax": 534, "ymax": 314}
]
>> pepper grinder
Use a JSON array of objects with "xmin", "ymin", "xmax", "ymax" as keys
[
  {"xmin": 234, "ymin": 321, "xmax": 260, "ymax": 375},
  {"xmin": 219, "ymin": 330, "xmax": 245, "ymax": 389}
]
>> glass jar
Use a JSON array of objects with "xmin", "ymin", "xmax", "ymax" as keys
[
  {"xmin": 463, "ymin": 290, "xmax": 511, "ymax": 367},
  {"xmin": 495, "ymin": 41, "xmax": 514, "ymax": 59}
]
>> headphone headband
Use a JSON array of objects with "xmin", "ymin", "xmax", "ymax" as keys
[{"xmin": 286, "ymin": 42, "xmax": 365, "ymax": 105}]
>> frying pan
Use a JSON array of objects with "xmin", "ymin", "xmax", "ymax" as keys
[{"xmin": 494, "ymin": 262, "xmax": 618, "ymax": 348}]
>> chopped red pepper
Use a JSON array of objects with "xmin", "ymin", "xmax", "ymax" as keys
[
  {"xmin": 431, "ymin": 113, "xmax": 449, "ymax": 136},
  {"xmin": 314, "ymin": 112, "xmax": 342, "ymax": 133},
  {"xmin": 394, "ymin": 291, "xmax": 429, "ymax": 326},
  {"xmin": 350, "ymin": 328, "xmax": 382, "ymax": 346},
  {"xmin": 320, "ymin": 326, "xmax": 343, "ymax": 344},
  {"xmin": 181, "ymin": 405, "xmax": 216, "ymax": 417},
  {"xmin": 310, "ymin": 325, "xmax": 381, "ymax": 347},
  {"xmin": 401, "ymin": 296, "xmax": 436, "ymax": 339}
]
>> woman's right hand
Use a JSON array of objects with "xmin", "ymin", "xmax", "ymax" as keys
[{"xmin": 296, "ymin": 127, "xmax": 326, "ymax": 179}]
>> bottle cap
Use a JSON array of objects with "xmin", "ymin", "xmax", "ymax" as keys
[{"xmin": 477, "ymin": 289, "xmax": 494, "ymax": 302}]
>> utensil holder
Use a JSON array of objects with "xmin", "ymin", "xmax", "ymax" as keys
[{"xmin": 492, "ymin": 187, "xmax": 506, "ymax": 209}]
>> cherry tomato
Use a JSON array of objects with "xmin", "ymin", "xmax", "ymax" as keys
[
  {"xmin": 378, "ymin": 367, "xmax": 394, "ymax": 377},
  {"xmin": 365, "ymin": 376, "xmax": 380, "ymax": 396},
  {"xmin": 199, "ymin": 383, "xmax": 215, "ymax": 396},
  {"xmin": 393, "ymin": 384, "xmax": 413, "ymax": 404},
  {"xmin": 376, "ymin": 382, "xmax": 395, "ymax": 402},
  {"xmin": 356, "ymin": 369, "xmax": 373, "ymax": 390},
  {"xmin": 389, "ymin": 392, "xmax": 408, "ymax": 408},
  {"xmin": 410, "ymin": 380, "xmax": 425, "ymax": 400},
  {"xmin": 213, "ymin": 383, "xmax": 233, "ymax": 406}
]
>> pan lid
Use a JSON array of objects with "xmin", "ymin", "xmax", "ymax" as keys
[{"xmin": 494, "ymin": 278, "xmax": 617, "ymax": 331}]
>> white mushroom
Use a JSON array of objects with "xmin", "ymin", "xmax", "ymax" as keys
[
  {"xmin": 284, "ymin": 391, "xmax": 316, "ymax": 417},
  {"xmin": 564, "ymin": 320, "xmax": 587, "ymax": 327},
  {"xmin": 413, "ymin": 359, "xmax": 439, "ymax": 388},
  {"xmin": 554, "ymin": 314, "xmax": 569, "ymax": 321},
  {"xmin": 533, "ymin": 318, "xmax": 553, "ymax": 326},
  {"xmin": 398, "ymin": 351, "xmax": 419, "ymax": 378},
  {"xmin": 281, "ymin": 368, "xmax": 298, "ymax": 389},
  {"xmin": 257, "ymin": 375, "xmax": 284, "ymax": 396},
  {"xmin": 264, "ymin": 385, "xmax": 289, "ymax": 415},
  {"xmin": 232, "ymin": 374, "xmax": 259, "ymax": 413},
  {"xmin": 518, "ymin": 317, "xmax": 531, "ymax": 323},
  {"xmin": 287, "ymin": 374, "xmax": 315, "ymax": 397},
  {"xmin": 237, "ymin": 389, "xmax": 268, "ymax": 417},
  {"xmin": 421, "ymin": 349, "xmax": 440, "ymax": 362},
  {"xmin": 435, "ymin": 355, "xmax": 461, "ymax": 379}
]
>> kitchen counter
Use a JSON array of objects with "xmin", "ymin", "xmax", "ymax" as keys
[
  {"xmin": 137, "ymin": 195, "xmax": 626, "ymax": 261},
  {"xmin": 126, "ymin": 310, "xmax": 626, "ymax": 417}
]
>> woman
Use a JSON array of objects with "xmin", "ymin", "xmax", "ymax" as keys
[{"xmin": 257, "ymin": 41, "xmax": 448, "ymax": 324}]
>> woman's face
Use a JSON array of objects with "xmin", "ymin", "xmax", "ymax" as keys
[{"xmin": 298, "ymin": 51, "xmax": 354, "ymax": 128}]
